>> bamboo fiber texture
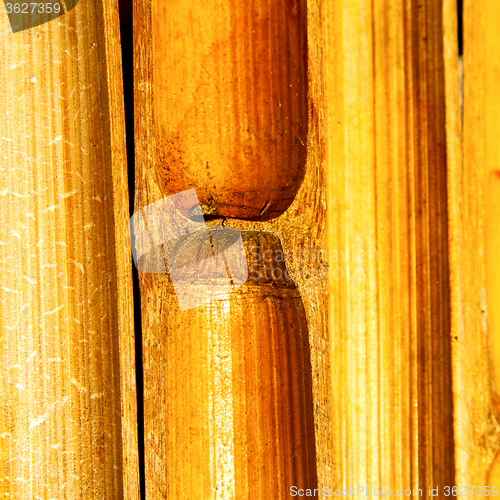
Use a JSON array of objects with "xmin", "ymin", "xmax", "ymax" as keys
[
  {"xmin": 0, "ymin": 1, "xmax": 139, "ymax": 498},
  {"xmin": 324, "ymin": 0, "xmax": 459, "ymax": 490},
  {"xmin": 455, "ymin": 0, "xmax": 500, "ymax": 486}
]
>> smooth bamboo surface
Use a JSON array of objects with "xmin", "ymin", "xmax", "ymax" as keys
[
  {"xmin": 487, "ymin": 168, "xmax": 500, "ymax": 485},
  {"xmin": 134, "ymin": 0, "xmax": 331, "ymax": 496},
  {"xmin": 455, "ymin": 0, "xmax": 500, "ymax": 486},
  {"xmin": 483, "ymin": 0, "xmax": 500, "ymax": 483},
  {"xmin": 324, "ymin": 0, "xmax": 458, "ymax": 490},
  {"xmin": 140, "ymin": 230, "xmax": 317, "ymax": 498},
  {"xmin": 0, "ymin": 1, "xmax": 139, "ymax": 498},
  {"xmin": 152, "ymin": 0, "xmax": 308, "ymax": 221}
]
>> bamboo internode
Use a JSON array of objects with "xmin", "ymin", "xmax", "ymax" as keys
[
  {"xmin": 152, "ymin": 0, "xmax": 308, "ymax": 221},
  {"xmin": 141, "ymin": 230, "xmax": 317, "ymax": 498},
  {"xmin": 458, "ymin": 0, "xmax": 500, "ymax": 486}
]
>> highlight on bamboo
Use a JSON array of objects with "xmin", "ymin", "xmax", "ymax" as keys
[{"xmin": 0, "ymin": 0, "xmax": 499, "ymax": 497}]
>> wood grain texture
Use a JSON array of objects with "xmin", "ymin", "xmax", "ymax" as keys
[
  {"xmin": 134, "ymin": 0, "xmax": 331, "ymax": 496},
  {"xmin": 324, "ymin": 0, "xmax": 457, "ymax": 490},
  {"xmin": 454, "ymin": 0, "xmax": 500, "ymax": 486},
  {"xmin": 140, "ymin": 231, "xmax": 317, "ymax": 498},
  {"xmin": 0, "ymin": 0, "xmax": 139, "ymax": 497},
  {"xmin": 152, "ymin": 0, "xmax": 308, "ymax": 221}
]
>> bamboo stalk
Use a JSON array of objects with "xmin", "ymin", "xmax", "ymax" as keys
[
  {"xmin": 0, "ymin": 0, "xmax": 139, "ymax": 497},
  {"xmin": 483, "ymin": 0, "xmax": 500, "ymax": 483},
  {"xmin": 324, "ymin": 0, "xmax": 458, "ymax": 490},
  {"xmin": 133, "ymin": 0, "xmax": 331, "ymax": 496},
  {"xmin": 487, "ymin": 167, "xmax": 500, "ymax": 485},
  {"xmin": 455, "ymin": 0, "xmax": 500, "ymax": 486}
]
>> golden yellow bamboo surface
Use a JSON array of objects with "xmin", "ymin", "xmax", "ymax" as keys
[
  {"xmin": 455, "ymin": 0, "xmax": 500, "ymax": 487},
  {"xmin": 324, "ymin": 0, "xmax": 460, "ymax": 491},
  {"xmin": 7, "ymin": 0, "xmax": 500, "ymax": 495},
  {"xmin": 0, "ymin": 1, "xmax": 139, "ymax": 498}
]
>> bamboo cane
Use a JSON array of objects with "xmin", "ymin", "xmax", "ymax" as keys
[
  {"xmin": 483, "ymin": 0, "xmax": 500, "ymax": 484},
  {"xmin": 487, "ymin": 168, "xmax": 500, "ymax": 486},
  {"xmin": 133, "ymin": 0, "xmax": 331, "ymax": 497},
  {"xmin": 458, "ymin": 0, "xmax": 500, "ymax": 486},
  {"xmin": 324, "ymin": 0, "xmax": 458, "ymax": 490},
  {"xmin": 0, "ymin": 0, "xmax": 139, "ymax": 497}
]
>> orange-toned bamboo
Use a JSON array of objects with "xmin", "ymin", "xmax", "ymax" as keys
[
  {"xmin": 152, "ymin": 0, "xmax": 308, "ymax": 221},
  {"xmin": 134, "ymin": 0, "xmax": 318, "ymax": 497},
  {"xmin": 140, "ymin": 230, "xmax": 317, "ymax": 498},
  {"xmin": 487, "ymin": 169, "xmax": 500, "ymax": 485}
]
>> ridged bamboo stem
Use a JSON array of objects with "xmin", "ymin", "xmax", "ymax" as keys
[
  {"xmin": 324, "ymin": 0, "xmax": 458, "ymax": 490},
  {"xmin": 0, "ymin": 1, "xmax": 138, "ymax": 497}
]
